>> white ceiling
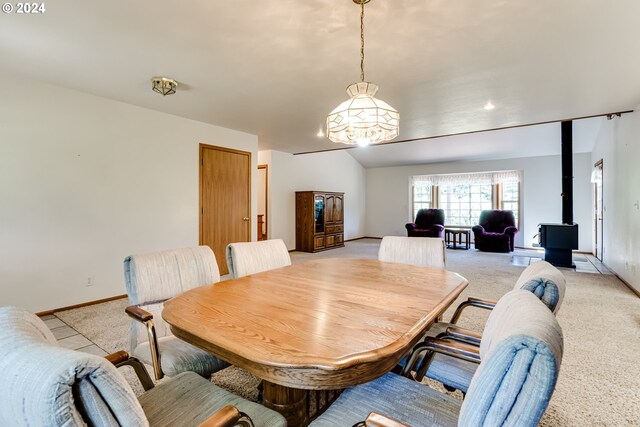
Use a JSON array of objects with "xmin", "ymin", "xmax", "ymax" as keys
[
  {"xmin": 345, "ymin": 117, "xmax": 604, "ymax": 168},
  {"xmin": 1, "ymin": 0, "xmax": 639, "ymax": 165}
]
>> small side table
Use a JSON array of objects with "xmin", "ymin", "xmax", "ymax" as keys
[{"xmin": 445, "ymin": 228, "xmax": 471, "ymax": 250}]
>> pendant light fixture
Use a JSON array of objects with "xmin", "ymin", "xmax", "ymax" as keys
[{"xmin": 326, "ymin": 0, "xmax": 399, "ymax": 147}]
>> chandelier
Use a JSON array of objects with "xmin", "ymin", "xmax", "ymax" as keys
[{"xmin": 326, "ymin": 0, "xmax": 399, "ymax": 147}]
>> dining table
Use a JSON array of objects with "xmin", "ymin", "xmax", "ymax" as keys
[{"xmin": 162, "ymin": 258, "xmax": 468, "ymax": 427}]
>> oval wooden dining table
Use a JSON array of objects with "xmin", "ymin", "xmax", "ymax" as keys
[{"xmin": 163, "ymin": 258, "xmax": 468, "ymax": 427}]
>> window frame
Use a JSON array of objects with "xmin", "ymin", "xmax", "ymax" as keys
[{"xmin": 409, "ymin": 173, "xmax": 521, "ymax": 230}]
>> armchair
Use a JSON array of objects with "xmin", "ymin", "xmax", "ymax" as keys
[
  {"xmin": 378, "ymin": 236, "xmax": 446, "ymax": 269},
  {"xmin": 310, "ymin": 290, "xmax": 563, "ymax": 427},
  {"xmin": 417, "ymin": 260, "xmax": 566, "ymax": 392},
  {"xmin": 0, "ymin": 306, "xmax": 286, "ymax": 427},
  {"xmin": 472, "ymin": 210, "xmax": 518, "ymax": 252},
  {"xmin": 226, "ymin": 239, "xmax": 291, "ymax": 278},
  {"xmin": 405, "ymin": 209, "xmax": 445, "ymax": 238},
  {"xmin": 124, "ymin": 246, "xmax": 229, "ymax": 380}
]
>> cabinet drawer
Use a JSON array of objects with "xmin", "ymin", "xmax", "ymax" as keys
[
  {"xmin": 314, "ymin": 236, "xmax": 325, "ymax": 249},
  {"xmin": 326, "ymin": 225, "xmax": 344, "ymax": 234}
]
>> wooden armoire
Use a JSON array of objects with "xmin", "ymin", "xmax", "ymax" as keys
[{"xmin": 295, "ymin": 191, "xmax": 344, "ymax": 252}]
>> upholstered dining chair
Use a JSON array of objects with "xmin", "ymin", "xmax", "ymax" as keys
[
  {"xmin": 0, "ymin": 306, "xmax": 286, "ymax": 427},
  {"xmin": 310, "ymin": 290, "xmax": 563, "ymax": 427},
  {"xmin": 417, "ymin": 260, "xmax": 566, "ymax": 392},
  {"xmin": 378, "ymin": 236, "xmax": 446, "ymax": 269},
  {"xmin": 124, "ymin": 246, "xmax": 229, "ymax": 380},
  {"xmin": 226, "ymin": 238, "xmax": 291, "ymax": 278}
]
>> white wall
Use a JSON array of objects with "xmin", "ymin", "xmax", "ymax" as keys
[
  {"xmin": 258, "ymin": 150, "xmax": 366, "ymax": 249},
  {"xmin": 591, "ymin": 108, "xmax": 640, "ymax": 293},
  {"xmin": 365, "ymin": 154, "xmax": 593, "ymax": 251},
  {"xmin": 0, "ymin": 72, "xmax": 258, "ymax": 312}
]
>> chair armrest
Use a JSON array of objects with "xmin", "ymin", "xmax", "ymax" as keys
[
  {"xmin": 449, "ymin": 297, "xmax": 497, "ymax": 324},
  {"xmin": 503, "ymin": 225, "xmax": 518, "ymax": 235},
  {"xmin": 124, "ymin": 305, "xmax": 164, "ymax": 381},
  {"xmin": 432, "ymin": 224, "xmax": 445, "ymax": 232},
  {"xmin": 405, "ymin": 223, "xmax": 417, "ymax": 232},
  {"xmin": 401, "ymin": 336, "xmax": 481, "ymax": 381},
  {"xmin": 198, "ymin": 405, "xmax": 253, "ymax": 427},
  {"xmin": 445, "ymin": 326, "xmax": 482, "ymax": 346},
  {"xmin": 471, "ymin": 225, "xmax": 484, "ymax": 234},
  {"xmin": 105, "ymin": 350, "xmax": 130, "ymax": 365},
  {"xmin": 360, "ymin": 412, "xmax": 411, "ymax": 427},
  {"xmin": 125, "ymin": 305, "xmax": 153, "ymax": 323},
  {"xmin": 104, "ymin": 350, "xmax": 155, "ymax": 391}
]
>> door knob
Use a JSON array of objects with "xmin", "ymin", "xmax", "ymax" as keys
[{"xmin": 243, "ymin": 217, "xmax": 249, "ymax": 221}]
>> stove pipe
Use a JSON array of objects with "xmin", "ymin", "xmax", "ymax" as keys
[{"xmin": 561, "ymin": 121, "xmax": 573, "ymax": 224}]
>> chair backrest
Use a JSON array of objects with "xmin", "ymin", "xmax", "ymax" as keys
[
  {"xmin": 124, "ymin": 246, "xmax": 220, "ymax": 350},
  {"xmin": 378, "ymin": 236, "xmax": 446, "ymax": 269},
  {"xmin": 478, "ymin": 210, "xmax": 516, "ymax": 232},
  {"xmin": 0, "ymin": 306, "xmax": 148, "ymax": 427},
  {"xmin": 459, "ymin": 290, "xmax": 563, "ymax": 426},
  {"xmin": 513, "ymin": 260, "xmax": 566, "ymax": 313},
  {"xmin": 415, "ymin": 209, "xmax": 445, "ymax": 229},
  {"xmin": 226, "ymin": 239, "xmax": 291, "ymax": 278}
]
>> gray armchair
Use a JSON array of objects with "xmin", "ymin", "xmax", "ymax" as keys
[
  {"xmin": 310, "ymin": 290, "xmax": 563, "ymax": 427},
  {"xmin": 225, "ymin": 239, "xmax": 291, "ymax": 278},
  {"xmin": 0, "ymin": 306, "xmax": 286, "ymax": 427},
  {"xmin": 417, "ymin": 260, "xmax": 566, "ymax": 393},
  {"xmin": 124, "ymin": 246, "xmax": 229, "ymax": 380},
  {"xmin": 378, "ymin": 236, "xmax": 446, "ymax": 269}
]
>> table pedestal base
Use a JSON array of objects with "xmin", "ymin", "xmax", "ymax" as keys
[{"xmin": 263, "ymin": 382, "xmax": 309, "ymax": 427}]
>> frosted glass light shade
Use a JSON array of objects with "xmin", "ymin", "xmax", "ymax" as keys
[{"xmin": 327, "ymin": 82, "xmax": 399, "ymax": 146}]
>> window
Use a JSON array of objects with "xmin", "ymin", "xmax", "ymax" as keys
[
  {"xmin": 439, "ymin": 183, "xmax": 493, "ymax": 226},
  {"xmin": 500, "ymin": 181, "xmax": 520, "ymax": 226},
  {"xmin": 412, "ymin": 183, "xmax": 432, "ymax": 220},
  {"xmin": 409, "ymin": 171, "xmax": 520, "ymax": 227}
]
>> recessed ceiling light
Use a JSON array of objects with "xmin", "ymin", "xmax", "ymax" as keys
[
  {"xmin": 484, "ymin": 101, "xmax": 495, "ymax": 111},
  {"xmin": 317, "ymin": 130, "xmax": 325, "ymax": 137}
]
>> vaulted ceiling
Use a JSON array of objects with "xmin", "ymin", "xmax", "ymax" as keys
[{"xmin": 1, "ymin": 0, "xmax": 638, "ymax": 165}]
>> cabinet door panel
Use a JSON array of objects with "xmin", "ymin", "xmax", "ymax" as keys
[
  {"xmin": 325, "ymin": 195, "xmax": 335, "ymax": 224},
  {"xmin": 335, "ymin": 195, "xmax": 344, "ymax": 223}
]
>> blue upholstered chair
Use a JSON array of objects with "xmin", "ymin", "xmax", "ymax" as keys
[
  {"xmin": 226, "ymin": 239, "xmax": 291, "ymax": 278},
  {"xmin": 419, "ymin": 260, "xmax": 566, "ymax": 393},
  {"xmin": 124, "ymin": 246, "xmax": 229, "ymax": 380},
  {"xmin": 310, "ymin": 290, "xmax": 564, "ymax": 427},
  {"xmin": 378, "ymin": 236, "xmax": 447, "ymax": 269},
  {"xmin": 0, "ymin": 306, "xmax": 286, "ymax": 427}
]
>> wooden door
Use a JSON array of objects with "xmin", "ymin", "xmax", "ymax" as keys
[
  {"xmin": 325, "ymin": 194, "xmax": 335, "ymax": 224},
  {"xmin": 200, "ymin": 144, "xmax": 251, "ymax": 275},
  {"xmin": 334, "ymin": 195, "xmax": 344, "ymax": 223}
]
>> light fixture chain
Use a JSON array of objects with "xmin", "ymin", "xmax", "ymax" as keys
[{"xmin": 360, "ymin": 0, "xmax": 365, "ymax": 82}]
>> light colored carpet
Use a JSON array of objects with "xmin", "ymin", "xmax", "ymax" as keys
[{"xmin": 55, "ymin": 239, "xmax": 640, "ymax": 426}]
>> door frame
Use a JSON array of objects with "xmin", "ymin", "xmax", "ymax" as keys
[
  {"xmin": 593, "ymin": 159, "xmax": 604, "ymax": 261},
  {"xmin": 199, "ymin": 143, "xmax": 252, "ymax": 246},
  {"xmin": 258, "ymin": 164, "xmax": 268, "ymax": 240}
]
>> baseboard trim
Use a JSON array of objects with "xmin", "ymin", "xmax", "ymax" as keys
[
  {"xmin": 36, "ymin": 294, "xmax": 127, "ymax": 317},
  {"xmin": 345, "ymin": 236, "xmax": 378, "ymax": 242},
  {"xmin": 601, "ymin": 263, "xmax": 640, "ymax": 299}
]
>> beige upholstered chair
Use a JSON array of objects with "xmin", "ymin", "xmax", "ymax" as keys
[
  {"xmin": 124, "ymin": 246, "xmax": 229, "ymax": 380},
  {"xmin": 378, "ymin": 236, "xmax": 446, "ymax": 269},
  {"xmin": 225, "ymin": 239, "xmax": 291, "ymax": 278},
  {"xmin": 0, "ymin": 306, "xmax": 286, "ymax": 427}
]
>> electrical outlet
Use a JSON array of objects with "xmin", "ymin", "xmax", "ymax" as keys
[{"xmin": 86, "ymin": 277, "xmax": 93, "ymax": 287}]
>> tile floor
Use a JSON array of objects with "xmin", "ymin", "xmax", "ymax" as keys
[
  {"xmin": 41, "ymin": 314, "xmax": 108, "ymax": 356},
  {"xmin": 510, "ymin": 252, "xmax": 611, "ymax": 274}
]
